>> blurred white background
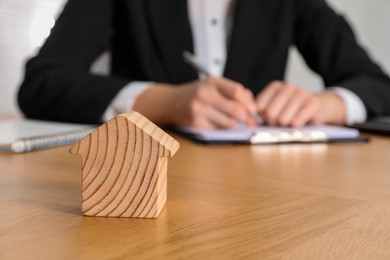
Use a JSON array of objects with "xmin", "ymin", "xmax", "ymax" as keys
[
  {"xmin": 0, "ymin": 0, "xmax": 66, "ymax": 116},
  {"xmin": 1, "ymin": 0, "xmax": 389, "ymax": 115}
]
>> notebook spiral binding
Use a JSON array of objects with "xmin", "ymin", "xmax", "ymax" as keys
[{"xmin": 11, "ymin": 128, "xmax": 95, "ymax": 153}]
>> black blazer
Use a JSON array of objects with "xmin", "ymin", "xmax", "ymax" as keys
[{"xmin": 18, "ymin": 0, "xmax": 390, "ymax": 123}]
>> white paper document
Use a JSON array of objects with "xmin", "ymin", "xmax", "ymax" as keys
[{"xmin": 178, "ymin": 124, "xmax": 362, "ymax": 144}]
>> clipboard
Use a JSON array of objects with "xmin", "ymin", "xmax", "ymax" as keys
[{"xmin": 174, "ymin": 124, "xmax": 369, "ymax": 144}]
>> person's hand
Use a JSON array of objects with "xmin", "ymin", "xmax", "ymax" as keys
[
  {"xmin": 256, "ymin": 81, "xmax": 346, "ymax": 127},
  {"xmin": 172, "ymin": 77, "xmax": 258, "ymax": 129},
  {"xmin": 133, "ymin": 76, "xmax": 257, "ymax": 129}
]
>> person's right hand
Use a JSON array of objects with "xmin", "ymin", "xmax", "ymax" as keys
[{"xmin": 133, "ymin": 76, "xmax": 257, "ymax": 129}]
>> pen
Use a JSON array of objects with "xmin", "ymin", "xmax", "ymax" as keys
[
  {"xmin": 182, "ymin": 51, "xmax": 262, "ymax": 126},
  {"xmin": 183, "ymin": 51, "xmax": 210, "ymax": 77}
]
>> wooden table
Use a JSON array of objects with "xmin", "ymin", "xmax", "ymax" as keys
[{"xmin": 1, "ymin": 133, "xmax": 390, "ymax": 259}]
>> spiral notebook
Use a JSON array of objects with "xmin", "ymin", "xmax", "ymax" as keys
[{"xmin": 0, "ymin": 119, "xmax": 96, "ymax": 153}]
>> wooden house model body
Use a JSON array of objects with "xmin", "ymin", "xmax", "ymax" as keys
[{"xmin": 70, "ymin": 112, "xmax": 179, "ymax": 218}]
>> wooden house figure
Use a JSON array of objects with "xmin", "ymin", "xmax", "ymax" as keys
[{"xmin": 70, "ymin": 111, "xmax": 180, "ymax": 218}]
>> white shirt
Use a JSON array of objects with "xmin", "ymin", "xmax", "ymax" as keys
[{"xmin": 103, "ymin": 0, "xmax": 366, "ymax": 125}]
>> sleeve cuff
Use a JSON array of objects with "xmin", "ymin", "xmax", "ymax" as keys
[
  {"xmin": 102, "ymin": 81, "xmax": 153, "ymax": 121},
  {"xmin": 329, "ymin": 87, "xmax": 367, "ymax": 125}
]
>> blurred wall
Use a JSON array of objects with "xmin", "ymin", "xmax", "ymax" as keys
[
  {"xmin": 0, "ymin": 0, "xmax": 66, "ymax": 115},
  {"xmin": 1, "ymin": 0, "xmax": 389, "ymax": 115},
  {"xmin": 286, "ymin": 0, "xmax": 390, "ymax": 92}
]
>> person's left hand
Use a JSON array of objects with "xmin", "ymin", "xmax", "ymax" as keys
[{"xmin": 256, "ymin": 81, "xmax": 346, "ymax": 127}]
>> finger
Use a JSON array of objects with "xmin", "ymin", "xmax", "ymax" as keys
[
  {"xmin": 257, "ymin": 82, "xmax": 295, "ymax": 125},
  {"xmin": 291, "ymin": 97, "xmax": 322, "ymax": 128},
  {"xmin": 256, "ymin": 81, "xmax": 284, "ymax": 112},
  {"xmin": 206, "ymin": 77, "xmax": 257, "ymax": 115},
  {"xmin": 211, "ymin": 90, "xmax": 249, "ymax": 123},
  {"xmin": 261, "ymin": 83, "xmax": 298, "ymax": 125},
  {"xmin": 192, "ymin": 82, "xmax": 247, "ymax": 123},
  {"xmin": 205, "ymin": 106, "xmax": 238, "ymax": 129},
  {"xmin": 243, "ymin": 88, "xmax": 257, "ymax": 114},
  {"xmin": 278, "ymin": 88, "xmax": 310, "ymax": 126},
  {"xmin": 211, "ymin": 86, "xmax": 260, "ymax": 127},
  {"xmin": 191, "ymin": 117, "xmax": 216, "ymax": 130},
  {"xmin": 186, "ymin": 100, "xmax": 233, "ymax": 129},
  {"xmin": 189, "ymin": 88, "xmax": 239, "ymax": 129}
]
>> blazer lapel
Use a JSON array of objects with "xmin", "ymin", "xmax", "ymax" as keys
[
  {"xmin": 147, "ymin": 0, "xmax": 198, "ymax": 83},
  {"xmin": 224, "ymin": 0, "xmax": 266, "ymax": 87}
]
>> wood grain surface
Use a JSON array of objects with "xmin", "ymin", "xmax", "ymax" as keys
[{"xmin": 1, "ymin": 130, "xmax": 390, "ymax": 259}]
